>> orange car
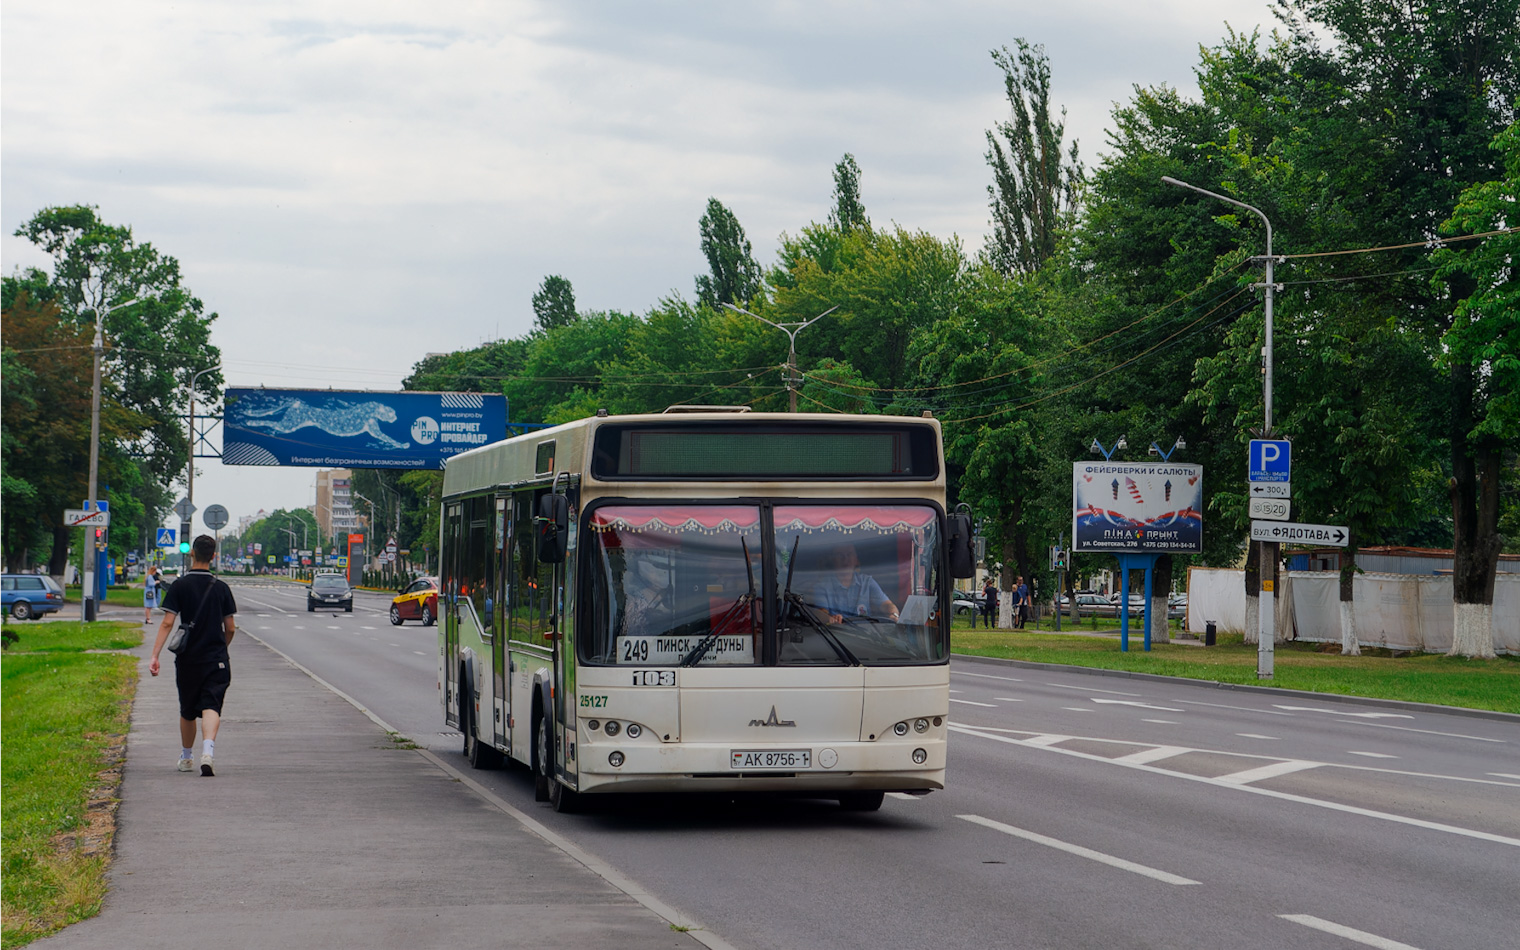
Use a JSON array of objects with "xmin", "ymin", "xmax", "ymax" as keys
[{"xmin": 390, "ymin": 576, "xmax": 439, "ymax": 626}]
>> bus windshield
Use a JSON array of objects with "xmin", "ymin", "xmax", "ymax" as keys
[
  {"xmin": 585, "ymin": 505, "xmax": 763, "ymax": 667},
  {"xmin": 774, "ymin": 505, "xmax": 945, "ymax": 666},
  {"xmin": 582, "ymin": 502, "xmax": 947, "ymax": 667}
]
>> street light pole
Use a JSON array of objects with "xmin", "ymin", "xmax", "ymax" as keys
[
  {"xmin": 83, "ymin": 297, "xmax": 138, "ymax": 622},
  {"xmin": 721, "ymin": 303, "xmax": 837, "ymax": 412},
  {"xmin": 1161, "ymin": 176, "xmax": 1281, "ymax": 678},
  {"xmin": 183, "ymin": 363, "xmax": 221, "ymax": 574}
]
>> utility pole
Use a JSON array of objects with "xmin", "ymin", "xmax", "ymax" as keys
[
  {"xmin": 185, "ymin": 364, "xmax": 221, "ymax": 574},
  {"xmin": 83, "ymin": 298, "xmax": 137, "ymax": 622},
  {"xmin": 721, "ymin": 303, "xmax": 837, "ymax": 411},
  {"xmin": 1162, "ymin": 176, "xmax": 1281, "ymax": 678}
]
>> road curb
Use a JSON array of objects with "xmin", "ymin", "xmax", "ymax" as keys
[
  {"xmin": 242, "ymin": 628, "xmax": 735, "ymax": 950},
  {"xmin": 952, "ymin": 652, "xmax": 1520, "ymax": 724}
]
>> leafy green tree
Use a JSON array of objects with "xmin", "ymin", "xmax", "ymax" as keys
[
  {"xmin": 828, "ymin": 154, "xmax": 870, "ymax": 232},
  {"xmin": 531, "ymin": 275, "xmax": 578, "ymax": 332},
  {"xmin": 985, "ymin": 39, "xmax": 1084, "ymax": 276},
  {"xmin": 694, "ymin": 199, "xmax": 763, "ymax": 309},
  {"xmin": 1432, "ymin": 111, "xmax": 1520, "ymax": 656}
]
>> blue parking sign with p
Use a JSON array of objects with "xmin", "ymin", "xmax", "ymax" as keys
[
  {"xmin": 1249, "ymin": 439, "xmax": 1291, "ymax": 482},
  {"xmin": 156, "ymin": 527, "xmax": 177, "ymax": 547}
]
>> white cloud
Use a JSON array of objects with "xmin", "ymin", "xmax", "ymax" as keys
[{"xmin": 3, "ymin": 0, "xmax": 1278, "ymax": 525}]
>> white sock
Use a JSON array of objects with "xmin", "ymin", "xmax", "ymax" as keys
[
  {"xmin": 181, "ymin": 747, "xmax": 194, "ymax": 760},
  {"xmin": 203, "ymin": 739, "xmax": 215, "ymax": 757}
]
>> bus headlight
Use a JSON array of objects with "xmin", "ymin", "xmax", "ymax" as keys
[
  {"xmin": 625, "ymin": 723, "xmax": 643, "ymax": 739},
  {"xmin": 608, "ymin": 751, "xmax": 624, "ymax": 767},
  {"xmin": 932, "ymin": 716, "xmax": 943, "ymax": 727},
  {"xmin": 586, "ymin": 720, "xmax": 600, "ymax": 732},
  {"xmin": 912, "ymin": 748, "xmax": 928, "ymax": 764},
  {"xmin": 913, "ymin": 718, "xmax": 930, "ymax": 733},
  {"xmin": 605, "ymin": 720, "xmax": 620, "ymax": 736},
  {"xmin": 893, "ymin": 721, "xmax": 909, "ymax": 736}
]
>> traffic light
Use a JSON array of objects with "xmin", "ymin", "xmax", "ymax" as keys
[
  {"xmin": 1054, "ymin": 550, "xmax": 1068, "ymax": 571},
  {"xmin": 179, "ymin": 541, "xmax": 191, "ymax": 554}
]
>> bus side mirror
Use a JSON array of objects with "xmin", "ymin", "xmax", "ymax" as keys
[
  {"xmin": 536, "ymin": 493, "xmax": 570, "ymax": 564},
  {"xmin": 947, "ymin": 514, "xmax": 975, "ymax": 579}
]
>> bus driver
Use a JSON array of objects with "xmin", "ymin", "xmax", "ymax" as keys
[{"xmin": 811, "ymin": 543, "xmax": 899, "ymax": 624}]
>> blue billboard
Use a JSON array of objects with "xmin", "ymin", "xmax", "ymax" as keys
[
  {"xmin": 1072, "ymin": 462, "xmax": 1204, "ymax": 554},
  {"xmin": 223, "ymin": 389, "xmax": 506, "ymax": 470}
]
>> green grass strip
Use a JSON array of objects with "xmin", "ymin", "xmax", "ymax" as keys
[
  {"xmin": 952, "ymin": 630, "xmax": 1520, "ymax": 715},
  {"xmin": 2, "ymin": 622, "xmax": 140, "ymax": 948},
  {"xmin": 2, "ymin": 621, "xmax": 144, "ymax": 654}
]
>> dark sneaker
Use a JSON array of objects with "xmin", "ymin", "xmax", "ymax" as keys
[{"xmin": 200, "ymin": 754, "xmax": 215, "ymax": 777}]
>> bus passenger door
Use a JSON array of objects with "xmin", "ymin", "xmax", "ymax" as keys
[
  {"xmin": 442, "ymin": 503, "xmax": 462, "ymax": 728},
  {"xmin": 492, "ymin": 495, "xmax": 510, "ymax": 750},
  {"xmin": 549, "ymin": 486, "xmax": 577, "ymax": 783}
]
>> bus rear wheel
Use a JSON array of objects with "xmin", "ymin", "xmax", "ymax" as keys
[{"xmin": 837, "ymin": 791, "xmax": 885, "ymax": 812}]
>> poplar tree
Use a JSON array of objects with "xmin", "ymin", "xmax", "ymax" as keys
[{"xmin": 694, "ymin": 198, "xmax": 762, "ymax": 309}]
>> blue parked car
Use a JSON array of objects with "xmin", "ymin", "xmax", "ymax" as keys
[{"xmin": 2, "ymin": 574, "xmax": 66, "ymax": 620}]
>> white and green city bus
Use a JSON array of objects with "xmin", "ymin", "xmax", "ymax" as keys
[{"xmin": 438, "ymin": 408, "xmax": 973, "ymax": 812}]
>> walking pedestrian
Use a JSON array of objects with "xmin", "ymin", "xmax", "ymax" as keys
[
  {"xmin": 982, "ymin": 577, "xmax": 998, "ymax": 629},
  {"xmin": 148, "ymin": 535, "xmax": 238, "ymax": 777},
  {"xmin": 142, "ymin": 566, "xmax": 161, "ymax": 623},
  {"xmin": 1017, "ymin": 576, "xmax": 1030, "ymax": 628}
]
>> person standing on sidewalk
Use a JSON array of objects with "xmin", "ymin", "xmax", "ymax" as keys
[
  {"xmin": 982, "ymin": 577, "xmax": 998, "ymax": 629},
  {"xmin": 142, "ymin": 566, "xmax": 161, "ymax": 623},
  {"xmin": 148, "ymin": 535, "xmax": 237, "ymax": 777}
]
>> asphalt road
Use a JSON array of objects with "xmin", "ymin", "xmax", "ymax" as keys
[{"xmin": 227, "ymin": 578, "xmax": 1520, "ymax": 950}]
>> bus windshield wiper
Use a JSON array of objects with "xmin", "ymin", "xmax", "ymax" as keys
[
  {"xmin": 680, "ymin": 537, "xmax": 755, "ymax": 667},
  {"xmin": 778, "ymin": 536, "xmax": 858, "ymax": 666}
]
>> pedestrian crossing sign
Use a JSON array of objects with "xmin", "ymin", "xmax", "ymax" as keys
[{"xmin": 156, "ymin": 528, "xmax": 177, "ymax": 548}]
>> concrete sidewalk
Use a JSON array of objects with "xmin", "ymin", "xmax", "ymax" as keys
[{"xmin": 39, "ymin": 632, "xmax": 706, "ymax": 950}]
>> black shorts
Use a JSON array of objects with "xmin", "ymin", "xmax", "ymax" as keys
[{"xmin": 176, "ymin": 660, "xmax": 231, "ymax": 721}]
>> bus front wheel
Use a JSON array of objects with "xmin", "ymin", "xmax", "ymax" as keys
[
  {"xmin": 462, "ymin": 686, "xmax": 501, "ymax": 770},
  {"xmin": 533, "ymin": 712, "xmax": 551, "ymax": 802}
]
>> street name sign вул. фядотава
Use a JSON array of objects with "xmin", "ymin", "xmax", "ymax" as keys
[{"xmin": 1250, "ymin": 521, "xmax": 1348, "ymax": 546}]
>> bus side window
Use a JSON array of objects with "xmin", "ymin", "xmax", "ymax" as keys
[{"xmin": 511, "ymin": 492, "xmax": 553, "ymax": 648}]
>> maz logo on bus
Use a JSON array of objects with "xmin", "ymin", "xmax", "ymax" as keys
[{"xmin": 748, "ymin": 705, "xmax": 797, "ymax": 727}]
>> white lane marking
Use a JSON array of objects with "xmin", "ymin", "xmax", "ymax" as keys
[
  {"xmin": 1214, "ymin": 760, "xmax": 1321, "ymax": 785},
  {"xmin": 951, "ymin": 725, "xmax": 1520, "ymax": 849},
  {"xmin": 1346, "ymin": 751, "xmax": 1398, "ymax": 759},
  {"xmin": 993, "ymin": 697, "xmax": 1024, "ymax": 702},
  {"xmin": 1489, "ymin": 773, "xmax": 1520, "ymax": 780},
  {"xmin": 257, "ymin": 625, "xmax": 270, "ymax": 630},
  {"xmin": 1091, "ymin": 698, "xmax": 1185, "ymax": 712},
  {"xmin": 1274, "ymin": 705, "xmax": 1414, "ymax": 720},
  {"xmin": 949, "ymin": 689, "xmax": 963, "ymax": 693},
  {"xmin": 258, "ymin": 614, "xmax": 271, "ymax": 618},
  {"xmin": 1112, "ymin": 746, "xmax": 1189, "ymax": 765},
  {"xmin": 1237, "ymin": 733, "xmax": 1280, "ymax": 740},
  {"xmin": 389, "ymin": 643, "xmax": 400, "ymax": 647},
  {"xmin": 951, "ymin": 670, "xmax": 1023, "ymax": 682},
  {"xmin": 293, "ymin": 626, "xmax": 305, "ymax": 630},
  {"xmin": 413, "ymin": 651, "xmax": 427, "ymax": 656},
  {"xmin": 1278, "ymin": 914, "xmax": 1424, "ymax": 950},
  {"xmin": 886, "ymin": 792, "xmax": 920, "ymax": 801},
  {"xmin": 950, "ymin": 698, "xmax": 998, "ymax": 707},
  {"xmin": 1339, "ymin": 720, "xmax": 1506, "ymax": 743},
  {"xmin": 327, "ymin": 625, "xmax": 342, "ymax": 630},
  {"xmin": 958, "ymin": 815, "xmax": 1199, "ymax": 885},
  {"xmin": 1142, "ymin": 719, "xmax": 1177, "ymax": 724},
  {"xmin": 1173, "ymin": 699, "xmax": 1295, "ymax": 716},
  {"xmin": 1061, "ymin": 707, "xmax": 1094, "ymax": 713},
  {"xmin": 362, "ymin": 626, "xmax": 377, "ymax": 631},
  {"xmin": 1045, "ymin": 682, "xmax": 1143, "ymax": 696}
]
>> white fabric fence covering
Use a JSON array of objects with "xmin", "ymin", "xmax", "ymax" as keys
[{"xmin": 1185, "ymin": 567, "xmax": 1518, "ymax": 655}]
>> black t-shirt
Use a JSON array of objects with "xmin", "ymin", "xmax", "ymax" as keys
[{"xmin": 162, "ymin": 570, "xmax": 238, "ymax": 666}]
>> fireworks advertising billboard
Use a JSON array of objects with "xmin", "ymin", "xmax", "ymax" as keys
[
  {"xmin": 223, "ymin": 389, "xmax": 506, "ymax": 469},
  {"xmin": 1072, "ymin": 462, "xmax": 1204, "ymax": 554}
]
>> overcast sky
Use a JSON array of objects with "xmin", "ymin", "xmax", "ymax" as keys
[{"xmin": 3, "ymin": 0, "xmax": 1280, "ymax": 534}]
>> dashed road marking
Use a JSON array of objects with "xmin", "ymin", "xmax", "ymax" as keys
[
  {"xmin": 1346, "ymin": 751, "xmax": 1398, "ymax": 759},
  {"xmin": 993, "ymin": 697, "xmax": 1024, "ymax": 702},
  {"xmin": 1112, "ymin": 746, "xmax": 1189, "ymax": 766},
  {"xmin": 1278, "ymin": 914, "xmax": 1423, "ymax": 950},
  {"xmin": 1046, "ymin": 682, "xmax": 1143, "ymax": 697},
  {"xmin": 1489, "ymin": 772, "xmax": 1520, "ymax": 780},
  {"xmin": 413, "ymin": 651, "xmax": 427, "ymax": 656},
  {"xmin": 1061, "ymin": 707, "xmax": 1093, "ymax": 713},
  {"xmin": 1172, "ymin": 699, "xmax": 1295, "ymax": 716},
  {"xmin": 1340, "ymin": 720, "xmax": 1505, "ymax": 743},
  {"xmin": 1274, "ymin": 704, "xmax": 1413, "ymax": 720},
  {"xmin": 950, "ymin": 698, "xmax": 997, "ymax": 707},
  {"xmin": 958, "ymin": 814, "xmax": 1198, "ymax": 885},
  {"xmin": 951, "ymin": 670, "xmax": 1023, "ymax": 683},
  {"xmin": 1142, "ymin": 719, "xmax": 1177, "ymax": 724},
  {"xmin": 1237, "ymin": 733, "xmax": 1280, "ymax": 740},
  {"xmin": 1214, "ymin": 760, "xmax": 1321, "ymax": 785}
]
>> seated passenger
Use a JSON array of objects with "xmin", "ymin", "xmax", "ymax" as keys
[{"xmin": 810, "ymin": 543, "xmax": 899, "ymax": 624}]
